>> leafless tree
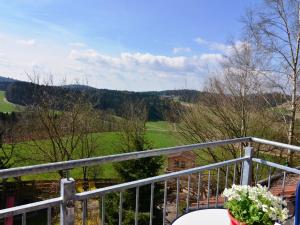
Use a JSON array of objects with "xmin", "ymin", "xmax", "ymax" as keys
[
  {"xmin": 20, "ymin": 78, "xmax": 102, "ymax": 178},
  {"xmin": 118, "ymin": 101, "xmax": 149, "ymax": 152},
  {"xmin": 0, "ymin": 113, "xmax": 17, "ymax": 170},
  {"xmin": 245, "ymin": 0, "xmax": 300, "ymax": 164},
  {"xmin": 179, "ymin": 41, "xmax": 284, "ymax": 169},
  {"xmin": 77, "ymin": 102, "xmax": 101, "ymax": 190}
]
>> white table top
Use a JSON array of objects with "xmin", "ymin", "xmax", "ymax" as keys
[
  {"xmin": 172, "ymin": 209, "xmax": 230, "ymax": 225},
  {"xmin": 172, "ymin": 209, "xmax": 281, "ymax": 225}
]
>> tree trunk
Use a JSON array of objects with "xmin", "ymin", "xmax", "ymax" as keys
[
  {"xmin": 82, "ymin": 167, "xmax": 89, "ymax": 192},
  {"xmin": 287, "ymin": 72, "xmax": 297, "ymax": 166}
]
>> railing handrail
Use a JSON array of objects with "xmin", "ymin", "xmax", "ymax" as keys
[
  {"xmin": 0, "ymin": 137, "xmax": 251, "ymax": 179},
  {"xmin": 0, "ymin": 137, "xmax": 299, "ymax": 224},
  {"xmin": 252, "ymin": 137, "xmax": 300, "ymax": 152},
  {"xmin": 75, "ymin": 157, "xmax": 248, "ymax": 200},
  {"xmin": 0, "ymin": 197, "xmax": 62, "ymax": 219},
  {"xmin": 0, "ymin": 157, "xmax": 297, "ymax": 219},
  {"xmin": 0, "ymin": 137, "xmax": 299, "ymax": 179},
  {"xmin": 253, "ymin": 158, "xmax": 300, "ymax": 175}
]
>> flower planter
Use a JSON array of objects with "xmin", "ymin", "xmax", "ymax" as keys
[
  {"xmin": 223, "ymin": 185, "xmax": 287, "ymax": 225},
  {"xmin": 228, "ymin": 210, "xmax": 247, "ymax": 225}
]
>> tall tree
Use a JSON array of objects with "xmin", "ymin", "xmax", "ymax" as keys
[
  {"xmin": 0, "ymin": 112, "xmax": 18, "ymax": 169},
  {"xmin": 180, "ymin": 42, "xmax": 283, "ymax": 166},
  {"xmin": 105, "ymin": 101, "xmax": 163, "ymax": 225},
  {"xmin": 76, "ymin": 101, "xmax": 101, "ymax": 189},
  {"xmin": 245, "ymin": 0, "xmax": 300, "ymax": 164},
  {"xmin": 20, "ymin": 80, "xmax": 101, "ymax": 178}
]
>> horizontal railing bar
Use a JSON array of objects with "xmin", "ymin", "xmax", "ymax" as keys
[
  {"xmin": 0, "ymin": 197, "xmax": 62, "ymax": 219},
  {"xmin": 75, "ymin": 157, "xmax": 248, "ymax": 200},
  {"xmin": 252, "ymin": 158, "xmax": 300, "ymax": 175},
  {"xmin": 251, "ymin": 137, "xmax": 300, "ymax": 153},
  {"xmin": 0, "ymin": 137, "xmax": 251, "ymax": 179}
]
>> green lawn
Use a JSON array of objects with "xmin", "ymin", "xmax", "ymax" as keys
[
  {"xmin": 8, "ymin": 121, "xmax": 184, "ymax": 180},
  {"xmin": 0, "ymin": 91, "xmax": 16, "ymax": 112},
  {"xmin": 146, "ymin": 121, "xmax": 178, "ymax": 131},
  {"xmin": 4, "ymin": 119, "xmax": 294, "ymax": 183}
]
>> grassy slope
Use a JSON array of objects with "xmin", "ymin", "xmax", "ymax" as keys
[
  {"xmin": 11, "ymin": 121, "xmax": 184, "ymax": 180},
  {"xmin": 0, "ymin": 91, "xmax": 16, "ymax": 112},
  {"xmin": 7, "ymin": 119, "xmax": 292, "ymax": 182}
]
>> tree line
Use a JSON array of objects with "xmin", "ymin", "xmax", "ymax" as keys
[{"xmin": 5, "ymin": 81, "xmax": 184, "ymax": 121}]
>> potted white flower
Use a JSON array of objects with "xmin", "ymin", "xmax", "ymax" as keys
[{"xmin": 223, "ymin": 184, "xmax": 289, "ymax": 225}]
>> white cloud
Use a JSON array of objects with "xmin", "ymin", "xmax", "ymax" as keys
[
  {"xmin": 199, "ymin": 53, "xmax": 223, "ymax": 61},
  {"xmin": 195, "ymin": 37, "xmax": 209, "ymax": 45},
  {"xmin": 0, "ymin": 33, "xmax": 223, "ymax": 91},
  {"xmin": 173, "ymin": 47, "xmax": 191, "ymax": 54},
  {"xmin": 195, "ymin": 37, "xmax": 236, "ymax": 54},
  {"xmin": 68, "ymin": 49, "xmax": 223, "ymax": 90},
  {"xmin": 69, "ymin": 49, "xmax": 222, "ymax": 74},
  {"xmin": 17, "ymin": 39, "xmax": 36, "ymax": 46}
]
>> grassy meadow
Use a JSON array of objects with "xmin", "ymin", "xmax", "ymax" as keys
[
  {"xmin": 9, "ymin": 121, "xmax": 184, "ymax": 180},
  {"xmin": 4, "ymin": 118, "xmax": 294, "ymax": 182},
  {"xmin": 0, "ymin": 91, "xmax": 17, "ymax": 112}
]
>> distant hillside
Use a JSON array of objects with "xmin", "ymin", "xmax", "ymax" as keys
[
  {"xmin": 6, "ymin": 81, "xmax": 186, "ymax": 121},
  {"xmin": 63, "ymin": 86, "xmax": 202, "ymax": 103},
  {"xmin": 0, "ymin": 76, "xmax": 18, "ymax": 91},
  {"xmin": 2, "ymin": 76, "xmax": 289, "ymax": 119},
  {"xmin": 149, "ymin": 89, "xmax": 201, "ymax": 103},
  {"xmin": 62, "ymin": 84, "xmax": 98, "ymax": 91},
  {"xmin": 0, "ymin": 76, "xmax": 17, "ymax": 83}
]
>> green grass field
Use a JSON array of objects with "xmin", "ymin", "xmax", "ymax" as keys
[
  {"xmin": 146, "ymin": 121, "xmax": 178, "ymax": 131},
  {"xmin": 0, "ymin": 91, "xmax": 16, "ymax": 112},
  {"xmin": 8, "ymin": 121, "xmax": 184, "ymax": 180},
  {"xmin": 6, "ymin": 119, "xmax": 292, "ymax": 181}
]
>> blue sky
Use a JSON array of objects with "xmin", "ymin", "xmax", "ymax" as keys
[{"xmin": 0, "ymin": 0, "xmax": 259, "ymax": 91}]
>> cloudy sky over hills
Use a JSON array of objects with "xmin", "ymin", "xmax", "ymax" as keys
[{"xmin": 0, "ymin": 0, "xmax": 259, "ymax": 91}]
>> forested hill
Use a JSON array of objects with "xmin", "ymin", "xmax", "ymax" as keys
[
  {"xmin": 5, "ymin": 81, "xmax": 196, "ymax": 121},
  {"xmin": 1, "ymin": 76, "xmax": 289, "ymax": 120},
  {"xmin": 0, "ymin": 76, "xmax": 17, "ymax": 91}
]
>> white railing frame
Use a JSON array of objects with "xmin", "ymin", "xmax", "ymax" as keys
[{"xmin": 0, "ymin": 137, "xmax": 299, "ymax": 225}]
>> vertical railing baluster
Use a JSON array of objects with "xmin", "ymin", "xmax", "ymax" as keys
[
  {"xmin": 47, "ymin": 207, "xmax": 51, "ymax": 225},
  {"xmin": 163, "ymin": 181, "xmax": 167, "ymax": 225},
  {"xmin": 281, "ymin": 171, "xmax": 287, "ymax": 200},
  {"xmin": 150, "ymin": 183, "xmax": 154, "ymax": 225},
  {"xmin": 225, "ymin": 165, "xmax": 229, "ymax": 189},
  {"xmin": 215, "ymin": 168, "xmax": 220, "ymax": 208},
  {"xmin": 240, "ymin": 161, "xmax": 244, "ymax": 185},
  {"xmin": 135, "ymin": 186, "xmax": 139, "ymax": 225},
  {"xmin": 82, "ymin": 200, "xmax": 87, "ymax": 225},
  {"xmin": 101, "ymin": 195, "xmax": 105, "ymax": 225},
  {"xmin": 176, "ymin": 177, "xmax": 180, "ymax": 218},
  {"xmin": 197, "ymin": 172, "xmax": 201, "ymax": 209},
  {"xmin": 255, "ymin": 164, "xmax": 259, "ymax": 185},
  {"xmin": 119, "ymin": 192, "xmax": 123, "ymax": 225},
  {"xmin": 267, "ymin": 166, "xmax": 272, "ymax": 190},
  {"xmin": 22, "ymin": 213, "xmax": 26, "ymax": 225},
  {"xmin": 224, "ymin": 165, "xmax": 229, "ymax": 203},
  {"xmin": 207, "ymin": 170, "xmax": 211, "ymax": 208},
  {"xmin": 98, "ymin": 198, "xmax": 101, "ymax": 224},
  {"xmin": 233, "ymin": 163, "xmax": 237, "ymax": 185},
  {"xmin": 186, "ymin": 175, "xmax": 191, "ymax": 213}
]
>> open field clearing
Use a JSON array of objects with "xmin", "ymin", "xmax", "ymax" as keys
[
  {"xmin": 5, "ymin": 121, "xmax": 184, "ymax": 180},
  {"xmin": 0, "ymin": 91, "xmax": 17, "ymax": 112}
]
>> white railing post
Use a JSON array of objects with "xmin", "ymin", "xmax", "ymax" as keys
[
  {"xmin": 60, "ymin": 178, "xmax": 75, "ymax": 225},
  {"xmin": 241, "ymin": 146, "xmax": 253, "ymax": 185}
]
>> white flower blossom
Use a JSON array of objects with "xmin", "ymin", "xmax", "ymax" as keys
[{"xmin": 223, "ymin": 184, "xmax": 289, "ymax": 223}]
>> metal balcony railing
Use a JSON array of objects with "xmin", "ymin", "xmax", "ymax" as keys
[{"xmin": 0, "ymin": 137, "xmax": 299, "ymax": 225}]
